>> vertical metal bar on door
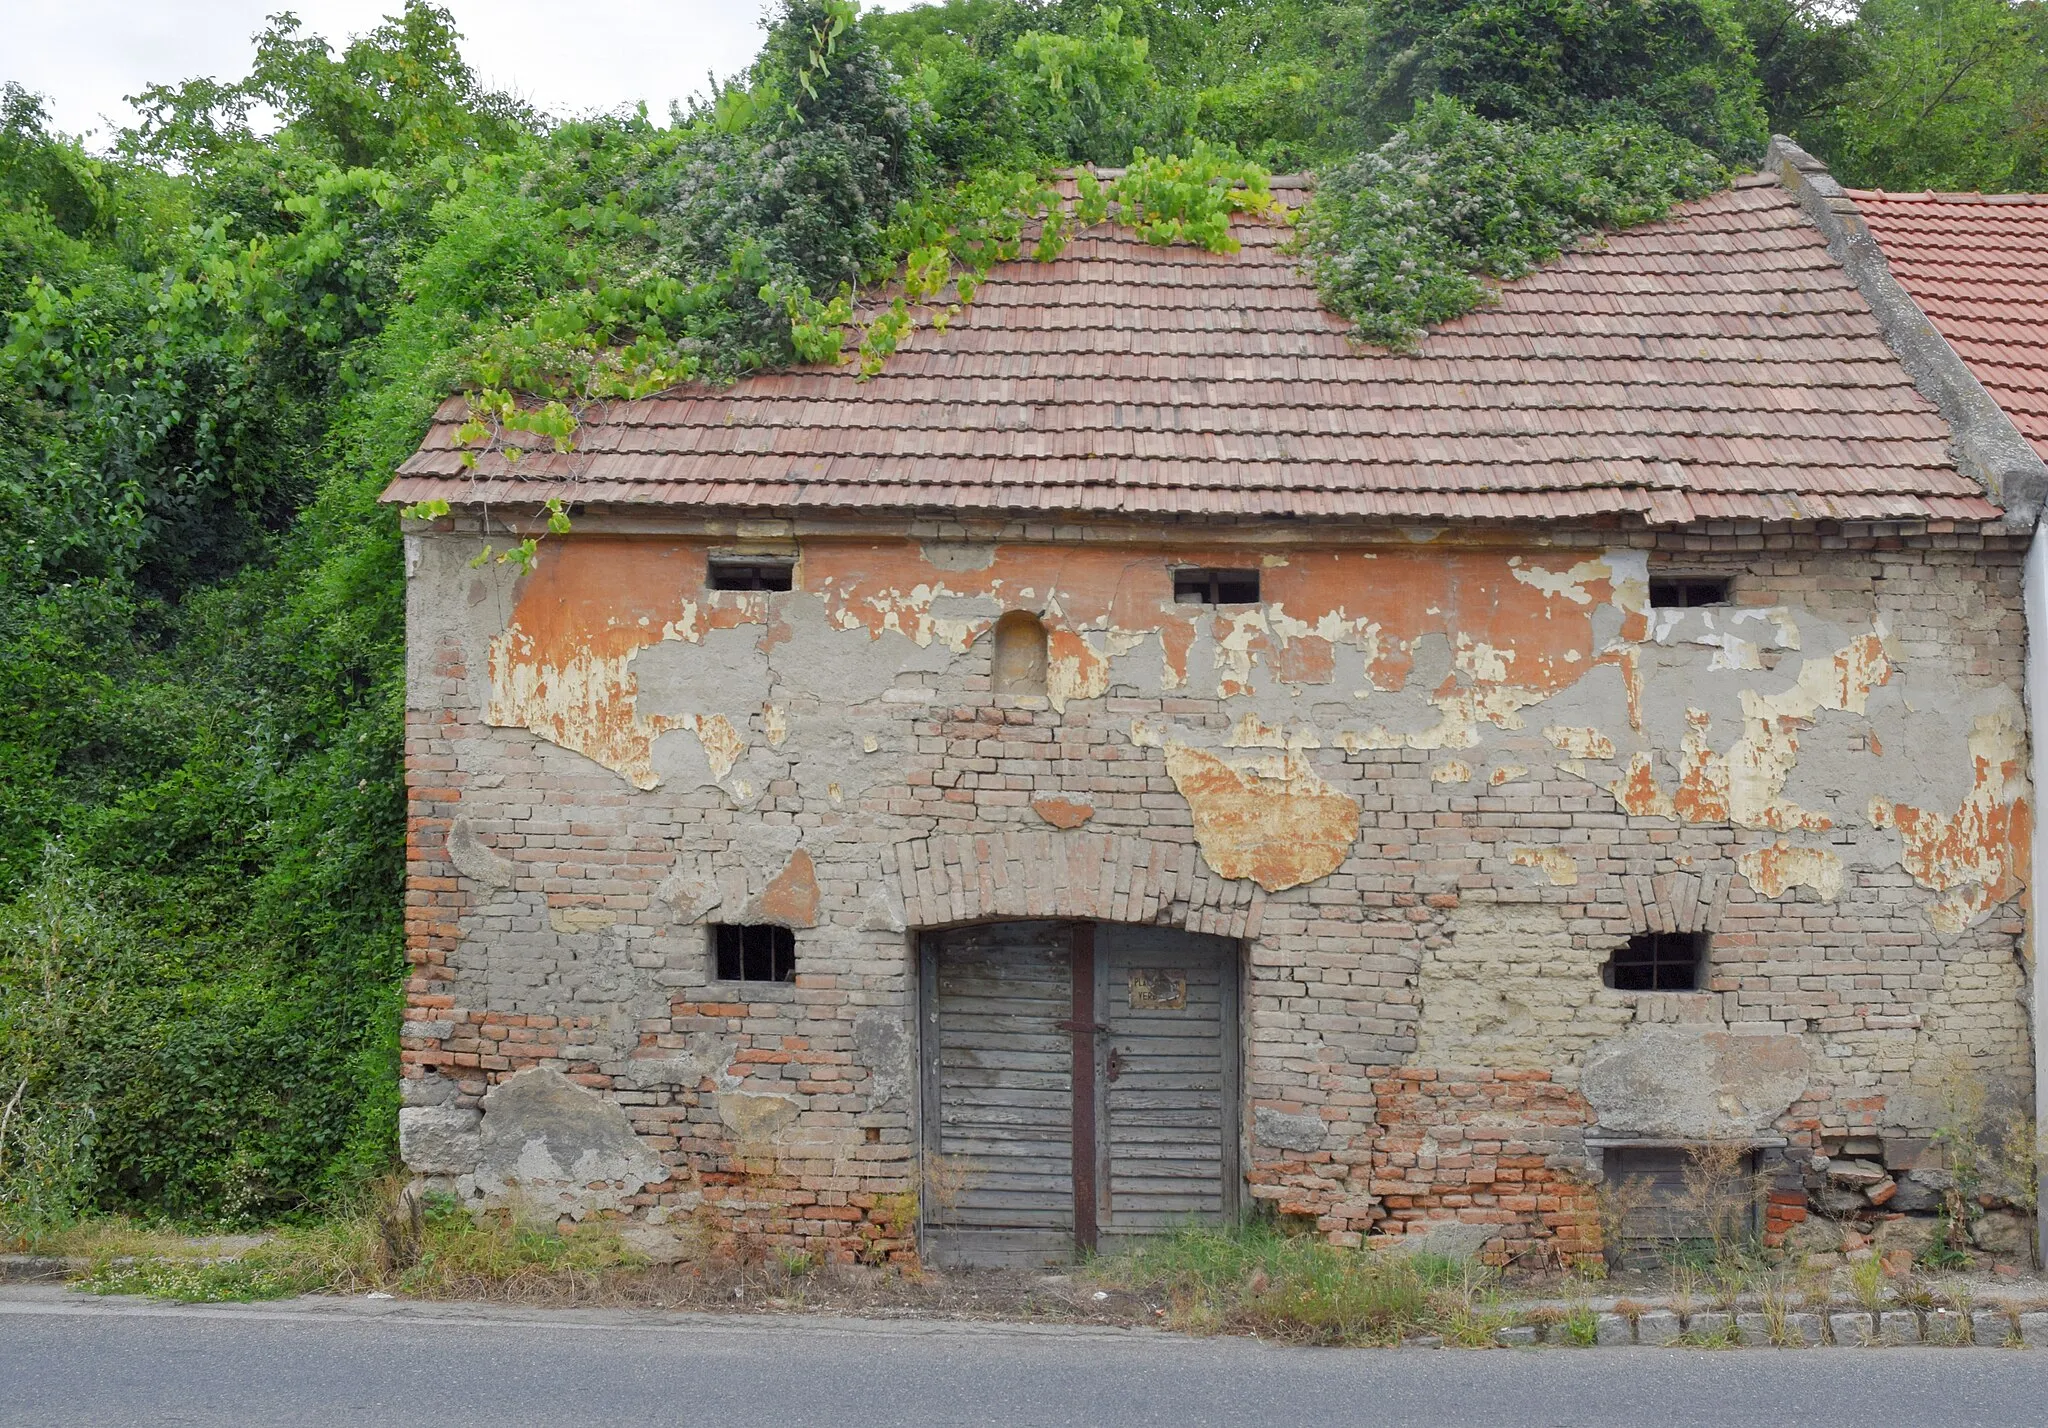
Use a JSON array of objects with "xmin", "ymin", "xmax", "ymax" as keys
[{"xmin": 1069, "ymin": 921, "xmax": 1099, "ymax": 1254}]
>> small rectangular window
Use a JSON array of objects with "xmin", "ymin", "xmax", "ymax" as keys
[
  {"xmin": 1648, "ymin": 577, "xmax": 1730, "ymax": 609},
  {"xmin": 709, "ymin": 557, "xmax": 794, "ymax": 592},
  {"xmin": 1604, "ymin": 931, "xmax": 1707, "ymax": 992},
  {"xmin": 712, "ymin": 924, "xmax": 796, "ymax": 983},
  {"xmin": 1173, "ymin": 568, "xmax": 1260, "ymax": 605}
]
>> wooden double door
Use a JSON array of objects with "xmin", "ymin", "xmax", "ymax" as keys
[{"xmin": 918, "ymin": 920, "xmax": 1241, "ymax": 1267}]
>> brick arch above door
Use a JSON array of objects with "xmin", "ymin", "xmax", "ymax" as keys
[{"xmin": 885, "ymin": 831, "xmax": 1266, "ymax": 939}]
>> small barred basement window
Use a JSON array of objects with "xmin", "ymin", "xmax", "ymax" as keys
[
  {"xmin": 708, "ymin": 556, "xmax": 795, "ymax": 592},
  {"xmin": 1648, "ymin": 576, "xmax": 1730, "ymax": 608},
  {"xmin": 990, "ymin": 611, "xmax": 1049, "ymax": 696},
  {"xmin": 1602, "ymin": 1145, "xmax": 1762, "ymax": 1263},
  {"xmin": 1173, "ymin": 567, "xmax": 1260, "ymax": 605},
  {"xmin": 1603, "ymin": 931, "xmax": 1707, "ymax": 991},
  {"xmin": 712, "ymin": 924, "xmax": 795, "ymax": 983}
]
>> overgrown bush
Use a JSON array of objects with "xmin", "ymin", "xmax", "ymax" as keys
[{"xmin": 1297, "ymin": 97, "xmax": 1726, "ymax": 348}]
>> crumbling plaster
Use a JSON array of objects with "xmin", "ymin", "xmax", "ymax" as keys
[
  {"xmin": 464, "ymin": 531, "xmax": 2023, "ymax": 925},
  {"xmin": 402, "ymin": 517, "xmax": 2034, "ymax": 1242}
]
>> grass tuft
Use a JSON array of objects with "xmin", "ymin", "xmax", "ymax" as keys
[
  {"xmin": 1090, "ymin": 1222, "xmax": 1504, "ymax": 1347},
  {"xmin": 75, "ymin": 1191, "xmax": 643, "ymax": 1304}
]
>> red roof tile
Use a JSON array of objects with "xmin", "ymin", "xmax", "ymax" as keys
[
  {"xmin": 386, "ymin": 176, "xmax": 1996, "ymax": 525},
  {"xmin": 1850, "ymin": 188, "xmax": 2048, "ymax": 465}
]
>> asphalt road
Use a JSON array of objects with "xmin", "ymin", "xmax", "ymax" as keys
[{"xmin": 4, "ymin": 1285, "xmax": 2047, "ymax": 1428}]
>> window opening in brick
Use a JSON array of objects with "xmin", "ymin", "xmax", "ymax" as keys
[
  {"xmin": 1603, "ymin": 1145, "xmax": 1761, "ymax": 1261},
  {"xmin": 708, "ymin": 556, "xmax": 795, "ymax": 592},
  {"xmin": 991, "ymin": 610, "xmax": 1049, "ymax": 696},
  {"xmin": 1173, "ymin": 568, "xmax": 1260, "ymax": 605},
  {"xmin": 1648, "ymin": 576, "xmax": 1730, "ymax": 608},
  {"xmin": 1603, "ymin": 931, "xmax": 1706, "ymax": 991},
  {"xmin": 712, "ymin": 924, "xmax": 795, "ymax": 982}
]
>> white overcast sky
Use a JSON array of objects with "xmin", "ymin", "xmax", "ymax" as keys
[{"xmin": 8, "ymin": 1, "xmax": 924, "ymax": 145}]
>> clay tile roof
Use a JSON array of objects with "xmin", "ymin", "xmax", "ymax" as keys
[
  {"xmin": 385, "ymin": 174, "xmax": 1996, "ymax": 525},
  {"xmin": 1850, "ymin": 188, "xmax": 2048, "ymax": 462}
]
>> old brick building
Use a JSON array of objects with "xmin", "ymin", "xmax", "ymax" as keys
[{"xmin": 385, "ymin": 144, "xmax": 2046, "ymax": 1268}]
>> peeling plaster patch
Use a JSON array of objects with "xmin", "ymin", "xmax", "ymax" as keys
[
  {"xmin": 1489, "ymin": 764, "xmax": 1529, "ymax": 786},
  {"xmin": 1418, "ymin": 903, "xmax": 1632, "ymax": 1067},
  {"xmin": 463, "ymin": 1067, "xmax": 670, "ymax": 1221},
  {"xmin": 1048, "ymin": 626, "xmax": 1146, "ymax": 711},
  {"xmin": 716, "ymin": 1092, "xmax": 801, "ymax": 1144},
  {"xmin": 1739, "ymin": 840, "xmax": 1844, "ymax": 901},
  {"xmin": 1213, "ymin": 607, "xmax": 1272, "ymax": 698},
  {"xmin": 852, "ymin": 1009, "xmax": 915, "ymax": 1109},
  {"xmin": 1544, "ymin": 725, "xmax": 1616, "ymax": 761},
  {"xmin": 489, "ymin": 636, "xmax": 683, "ymax": 791},
  {"xmin": 1161, "ymin": 741, "xmax": 1360, "ymax": 891},
  {"xmin": 1032, "ymin": 796, "xmax": 1095, "ymax": 829},
  {"xmin": 1226, "ymin": 713, "xmax": 1320, "ymax": 751},
  {"xmin": 1609, "ymin": 634, "xmax": 1894, "ymax": 832},
  {"xmin": 1431, "ymin": 759, "xmax": 1473, "ymax": 785},
  {"xmin": 1346, "ymin": 683, "xmax": 1554, "ymax": 754},
  {"xmin": 688, "ymin": 713, "xmax": 746, "ymax": 780},
  {"xmin": 548, "ymin": 906, "xmax": 618, "ymax": 933},
  {"xmin": 1870, "ymin": 702, "xmax": 2032, "ymax": 933},
  {"xmin": 762, "ymin": 703, "xmax": 788, "ymax": 747},
  {"xmin": 754, "ymin": 850, "xmax": 821, "ymax": 928},
  {"xmin": 1508, "ymin": 557, "xmax": 1612, "ymax": 605},
  {"xmin": 447, "ymin": 816, "xmax": 515, "ymax": 890},
  {"xmin": 1608, "ymin": 752, "xmax": 1674, "ymax": 818},
  {"xmin": 1511, "ymin": 847, "xmax": 1580, "ymax": 885},
  {"xmin": 1254, "ymin": 1106, "xmax": 1326, "ymax": 1152},
  {"xmin": 657, "ymin": 865, "xmax": 722, "ymax": 923},
  {"xmin": 485, "ymin": 540, "xmax": 718, "ymax": 789},
  {"xmin": 1649, "ymin": 606, "xmax": 1802, "ymax": 672},
  {"xmin": 1582, "ymin": 1027, "xmax": 1809, "ymax": 1140},
  {"xmin": 487, "ymin": 538, "xmax": 1649, "ymax": 798},
  {"xmin": 1454, "ymin": 636, "xmax": 1515, "ymax": 682}
]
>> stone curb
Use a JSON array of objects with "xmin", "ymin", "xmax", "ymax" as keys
[
  {"xmin": 1476, "ymin": 1307, "xmax": 2048, "ymax": 1349},
  {"xmin": 0, "ymin": 1255, "xmax": 81, "ymax": 1283}
]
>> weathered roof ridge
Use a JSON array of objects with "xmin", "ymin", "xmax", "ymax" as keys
[{"xmin": 1765, "ymin": 134, "xmax": 2048, "ymax": 531}]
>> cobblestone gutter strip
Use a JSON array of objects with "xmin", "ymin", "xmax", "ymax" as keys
[{"xmin": 1451, "ymin": 1305, "xmax": 2048, "ymax": 1349}]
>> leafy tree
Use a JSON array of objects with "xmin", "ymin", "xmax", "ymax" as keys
[
  {"xmin": 1350, "ymin": 0, "xmax": 1770, "ymax": 158},
  {"xmin": 1814, "ymin": 0, "xmax": 2048, "ymax": 190},
  {"xmin": 1730, "ymin": 0, "xmax": 1865, "ymax": 141}
]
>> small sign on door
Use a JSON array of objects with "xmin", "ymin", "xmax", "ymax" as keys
[{"xmin": 1128, "ymin": 967, "xmax": 1187, "ymax": 1010}]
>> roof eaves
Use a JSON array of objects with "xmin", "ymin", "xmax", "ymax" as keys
[{"xmin": 1765, "ymin": 135, "xmax": 2048, "ymax": 532}]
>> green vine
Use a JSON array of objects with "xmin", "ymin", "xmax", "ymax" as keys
[{"xmin": 450, "ymin": 141, "xmax": 1285, "ymax": 460}]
